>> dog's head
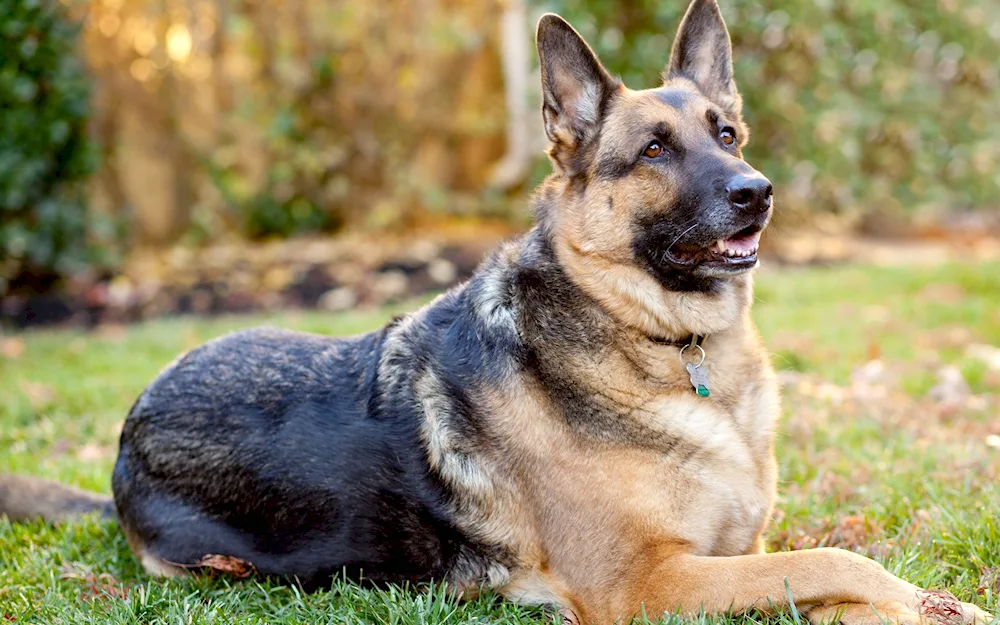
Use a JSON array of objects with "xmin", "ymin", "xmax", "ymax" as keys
[{"xmin": 537, "ymin": 0, "xmax": 772, "ymax": 295}]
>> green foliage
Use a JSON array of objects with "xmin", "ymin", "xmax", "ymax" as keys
[
  {"xmin": 0, "ymin": 0, "xmax": 103, "ymax": 295},
  {"xmin": 206, "ymin": 66, "xmax": 347, "ymax": 241},
  {"xmin": 535, "ymin": 0, "xmax": 1000, "ymax": 221}
]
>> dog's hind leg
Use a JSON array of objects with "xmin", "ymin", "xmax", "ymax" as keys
[{"xmin": 121, "ymin": 526, "xmax": 188, "ymax": 579}]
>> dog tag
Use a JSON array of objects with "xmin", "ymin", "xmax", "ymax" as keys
[{"xmin": 685, "ymin": 362, "xmax": 711, "ymax": 397}]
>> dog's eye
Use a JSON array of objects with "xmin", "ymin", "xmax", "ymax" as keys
[
  {"xmin": 720, "ymin": 127, "xmax": 736, "ymax": 146},
  {"xmin": 643, "ymin": 142, "xmax": 664, "ymax": 158}
]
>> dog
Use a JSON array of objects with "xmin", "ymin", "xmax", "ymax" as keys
[{"xmin": 1, "ymin": 2, "xmax": 993, "ymax": 624}]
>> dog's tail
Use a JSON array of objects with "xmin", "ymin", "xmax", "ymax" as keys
[{"xmin": 0, "ymin": 474, "xmax": 114, "ymax": 523}]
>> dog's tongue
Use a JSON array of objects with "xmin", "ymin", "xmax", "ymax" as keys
[{"xmin": 716, "ymin": 230, "xmax": 761, "ymax": 254}]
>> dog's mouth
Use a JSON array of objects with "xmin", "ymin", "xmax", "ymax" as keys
[{"xmin": 664, "ymin": 224, "xmax": 763, "ymax": 273}]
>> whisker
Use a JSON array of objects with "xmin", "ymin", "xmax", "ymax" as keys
[{"xmin": 666, "ymin": 222, "xmax": 699, "ymax": 254}]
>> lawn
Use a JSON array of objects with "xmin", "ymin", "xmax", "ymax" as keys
[{"xmin": 2, "ymin": 261, "xmax": 999, "ymax": 624}]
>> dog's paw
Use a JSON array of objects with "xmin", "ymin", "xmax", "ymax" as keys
[
  {"xmin": 805, "ymin": 595, "xmax": 994, "ymax": 625},
  {"xmin": 963, "ymin": 603, "xmax": 995, "ymax": 625},
  {"xmin": 806, "ymin": 600, "xmax": 923, "ymax": 625}
]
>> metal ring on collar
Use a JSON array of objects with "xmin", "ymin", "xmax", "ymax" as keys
[{"xmin": 679, "ymin": 343, "xmax": 706, "ymax": 367}]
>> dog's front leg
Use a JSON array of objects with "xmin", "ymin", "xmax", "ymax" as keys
[{"xmin": 578, "ymin": 548, "xmax": 992, "ymax": 625}]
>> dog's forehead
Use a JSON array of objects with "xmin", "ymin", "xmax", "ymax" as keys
[
  {"xmin": 648, "ymin": 86, "xmax": 699, "ymax": 111},
  {"xmin": 601, "ymin": 86, "xmax": 712, "ymax": 151}
]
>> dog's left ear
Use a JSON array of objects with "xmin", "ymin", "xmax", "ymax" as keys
[{"xmin": 666, "ymin": 0, "xmax": 742, "ymax": 116}]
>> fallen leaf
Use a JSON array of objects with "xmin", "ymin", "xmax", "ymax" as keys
[
  {"xmin": 59, "ymin": 563, "xmax": 129, "ymax": 601},
  {"xmin": 196, "ymin": 554, "xmax": 254, "ymax": 578},
  {"xmin": 917, "ymin": 590, "xmax": 965, "ymax": 625},
  {"xmin": 828, "ymin": 515, "xmax": 877, "ymax": 551},
  {"xmin": 978, "ymin": 567, "xmax": 1000, "ymax": 597}
]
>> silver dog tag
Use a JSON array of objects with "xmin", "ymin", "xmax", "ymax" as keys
[{"xmin": 685, "ymin": 362, "xmax": 711, "ymax": 398}]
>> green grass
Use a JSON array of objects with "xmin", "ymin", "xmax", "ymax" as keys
[{"xmin": 2, "ymin": 262, "xmax": 1000, "ymax": 623}]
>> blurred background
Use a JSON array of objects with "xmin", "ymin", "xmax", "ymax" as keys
[{"xmin": 2, "ymin": 0, "xmax": 1000, "ymax": 327}]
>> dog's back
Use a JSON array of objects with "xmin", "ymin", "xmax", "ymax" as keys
[{"xmin": 111, "ymin": 325, "xmax": 483, "ymax": 587}]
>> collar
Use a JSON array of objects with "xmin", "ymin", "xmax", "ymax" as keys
[{"xmin": 648, "ymin": 334, "xmax": 706, "ymax": 349}]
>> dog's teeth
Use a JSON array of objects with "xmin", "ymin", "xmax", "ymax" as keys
[{"xmin": 716, "ymin": 239, "xmax": 726, "ymax": 253}]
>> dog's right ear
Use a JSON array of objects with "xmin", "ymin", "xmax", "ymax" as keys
[
  {"xmin": 536, "ymin": 14, "xmax": 618, "ymax": 166},
  {"xmin": 666, "ymin": 0, "xmax": 741, "ymax": 116}
]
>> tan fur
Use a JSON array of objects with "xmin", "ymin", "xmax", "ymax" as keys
[
  {"xmin": 551, "ymin": 86, "xmax": 752, "ymax": 340},
  {"xmin": 449, "ymin": 283, "xmax": 991, "ymax": 624},
  {"xmin": 426, "ymin": 7, "xmax": 995, "ymax": 625},
  {"xmin": 122, "ymin": 526, "xmax": 187, "ymax": 578}
]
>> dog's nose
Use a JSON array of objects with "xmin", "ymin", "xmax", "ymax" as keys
[{"xmin": 727, "ymin": 175, "xmax": 773, "ymax": 214}]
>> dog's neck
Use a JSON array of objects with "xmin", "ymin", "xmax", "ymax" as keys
[
  {"xmin": 514, "ymin": 225, "xmax": 752, "ymax": 347},
  {"xmin": 529, "ymin": 177, "xmax": 754, "ymax": 343},
  {"xmin": 549, "ymin": 233, "xmax": 753, "ymax": 343}
]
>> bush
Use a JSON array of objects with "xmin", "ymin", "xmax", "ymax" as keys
[
  {"xmin": 536, "ymin": 0, "xmax": 1000, "ymax": 223},
  {"xmin": 0, "ymin": 0, "xmax": 103, "ymax": 296}
]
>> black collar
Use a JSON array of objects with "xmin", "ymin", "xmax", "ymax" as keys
[{"xmin": 649, "ymin": 334, "xmax": 706, "ymax": 349}]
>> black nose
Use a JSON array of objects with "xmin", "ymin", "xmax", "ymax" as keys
[{"xmin": 727, "ymin": 175, "xmax": 773, "ymax": 214}]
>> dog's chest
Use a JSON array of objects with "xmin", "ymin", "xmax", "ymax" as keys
[{"xmin": 642, "ymin": 384, "xmax": 779, "ymax": 555}]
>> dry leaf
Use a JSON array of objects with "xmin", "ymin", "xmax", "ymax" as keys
[
  {"xmin": 917, "ymin": 590, "xmax": 965, "ymax": 625},
  {"xmin": 977, "ymin": 567, "xmax": 1000, "ymax": 597},
  {"xmin": 59, "ymin": 563, "xmax": 129, "ymax": 601},
  {"xmin": 196, "ymin": 554, "xmax": 255, "ymax": 578}
]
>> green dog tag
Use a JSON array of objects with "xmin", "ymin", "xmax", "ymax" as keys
[{"xmin": 685, "ymin": 362, "xmax": 711, "ymax": 397}]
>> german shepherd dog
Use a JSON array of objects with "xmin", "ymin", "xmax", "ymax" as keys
[{"xmin": 1, "ymin": 2, "xmax": 993, "ymax": 624}]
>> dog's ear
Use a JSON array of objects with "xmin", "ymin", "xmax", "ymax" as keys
[
  {"xmin": 536, "ymin": 14, "xmax": 618, "ymax": 164},
  {"xmin": 666, "ymin": 0, "xmax": 742, "ymax": 116}
]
